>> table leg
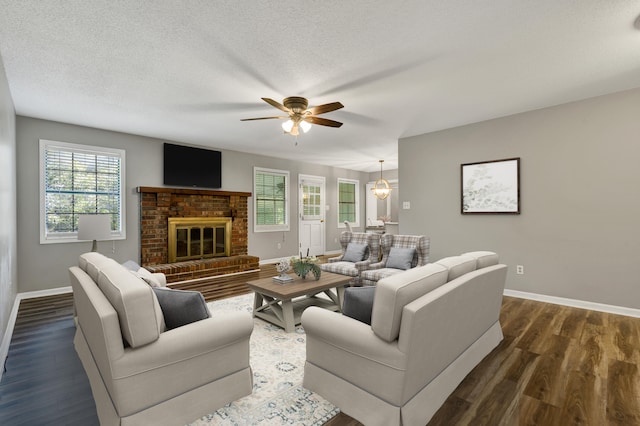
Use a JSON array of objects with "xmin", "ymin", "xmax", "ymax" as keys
[
  {"xmin": 281, "ymin": 299, "xmax": 295, "ymax": 333},
  {"xmin": 253, "ymin": 292, "xmax": 263, "ymax": 317},
  {"xmin": 337, "ymin": 286, "xmax": 345, "ymax": 311}
]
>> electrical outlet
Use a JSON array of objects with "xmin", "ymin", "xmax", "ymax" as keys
[
  {"xmin": 516, "ymin": 265, "xmax": 524, "ymax": 275},
  {"xmin": 334, "ymin": 237, "xmax": 338, "ymax": 243},
  {"xmin": 277, "ymin": 242, "xmax": 281, "ymax": 249},
  {"xmin": 402, "ymin": 201, "xmax": 411, "ymax": 210}
]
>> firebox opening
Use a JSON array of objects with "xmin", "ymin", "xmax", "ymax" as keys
[{"xmin": 168, "ymin": 217, "xmax": 232, "ymax": 263}]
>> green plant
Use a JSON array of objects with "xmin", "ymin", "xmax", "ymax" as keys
[{"xmin": 291, "ymin": 256, "xmax": 321, "ymax": 280}]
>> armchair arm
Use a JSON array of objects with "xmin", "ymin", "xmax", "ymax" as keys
[
  {"xmin": 302, "ymin": 307, "xmax": 405, "ymax": 368},
  {"xmin": 353, "ymin": 259, "xmax": 372, "ymax": 273},
  {"xmin": 365, "ymin": 261, "xmax": 386, "ymax": 270},
  {"xmin": 112, "ymin": 311, "xmax": 253, "ymax": 377},
  {"xmin": 151, "ymin": 272, "xmax": 167, "ymax": 287},
  {"xmin": 328, "ymin": 254, "xmax": 344, "ymax": 263}
]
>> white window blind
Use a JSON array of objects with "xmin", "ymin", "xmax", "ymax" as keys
[{"xmin": 39, "ymin": 139, "xmax": 126, "ymax": 243}]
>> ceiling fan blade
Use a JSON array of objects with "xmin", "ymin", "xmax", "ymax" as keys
[
  {"xmin": 304, "ymin": 116, "xmax": 343, "ymax": 128},
  {"xmin": 261, "ymin": 98, "xmax": 290, "ymax": 113},
  {"xmin": 307, "ymin": 102, "xmax": 344, "ymax": 115},
  {"xmin": 240, "ymin": 116, "xmax": 287, "ymax": 121}
]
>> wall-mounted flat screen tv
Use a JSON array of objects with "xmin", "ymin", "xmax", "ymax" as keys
[{"xmin": 163, "ymin": 143, "xmax": 222, "ymax": 189}]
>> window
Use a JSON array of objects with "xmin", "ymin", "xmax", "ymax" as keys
[
  {"xmin": 254, "ymin": 167, "xmax": 290, "ymax": 232},
  {"xmin": 338, "ymin": 178, "xmax": 359, "ymax": 227},
  {"xmin": 39, "ymin": 139, "xmax": 126, "ymax": 244}
]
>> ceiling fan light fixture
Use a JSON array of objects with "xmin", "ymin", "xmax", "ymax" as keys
[
  {"xmin": 282, "ymin": 119, "xmax": 294, "ymax": 133},
  {"xmin": 300, "ymin": 120, "xmax": 311, "ymax": 133},
  {"xmin": 372, "ymin": 160, "xmax": 392, "ymax": 200},
  {"xmin": 243, "ymin": 97, "xmax": 343, "ymax": 136}
]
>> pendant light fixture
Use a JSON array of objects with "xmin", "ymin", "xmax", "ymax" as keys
[{"xmin": 371, "ymin": 160, "xmax": 392, "ymax": 200}]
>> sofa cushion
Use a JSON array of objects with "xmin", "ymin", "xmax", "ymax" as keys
[
  {"xmin": 320, "ymin": 261, "xmax": 360, "ymax": 277},
  {"xmin": 80, "ymin": 252, "xmax": 119, "ymax": 283},
  {"xmin": 461, "ymin": 251, "xmax": 499, "ymax": 269},
  {"xmin": 435, "ymin": 255, "xmax": 477, "ymax": 281},
  {"xmin": 342, "ymin": 243, "xmax": 368, "ymax": 262},
  {"xmin": 371, "ymin": 263, "xmax": 448, "ymax": 342},
  {"xmin": 342, "ymin": 286, "xmax": 376, "ymax": 325},
  {"xmin": 360, "ymin": 267, "xmax": 404, "ymax": 284},
  {"xmin": 386, "ymin": 247, "xmax": 416, "ymax": 270},
  {"xmin": 97, "ymin": 263, "xmax": 162, "ymax": 348},
  {"xmin": 152, "ymin": 288, "xmax": 211, "ymax": 329}
]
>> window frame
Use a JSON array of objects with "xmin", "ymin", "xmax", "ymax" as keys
[
  {"xmin": 39, "ymin": 139, "xmax": 126, "ymax": 244},
  {"xmin": 253, "ymin": 166, "xmax": 290, "ymax": 233},
  {"xmin": 337, "ymin": 178, "xmax": 360, "ymax": 228}
]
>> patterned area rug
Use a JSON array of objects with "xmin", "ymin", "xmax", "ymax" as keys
[{"xmin": 187, "ymin": 293, "xmax": 340, "ymax": 426}]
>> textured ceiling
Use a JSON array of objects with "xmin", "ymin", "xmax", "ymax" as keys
[{"xmin": 1, "ymin": 1, "xmax": 639, "ymax": 172}]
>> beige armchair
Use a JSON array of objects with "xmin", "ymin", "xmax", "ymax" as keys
[
  {"xmin": 320, "ymin": 231, "xmax": 380, "ymax": 285},
  {"xmin": 70, "ymin": 252, "xmax": 253, "ymax": 425},
  {"xmin": 360, "ymin": 234, "xmax": 430, "ymax": 286}
]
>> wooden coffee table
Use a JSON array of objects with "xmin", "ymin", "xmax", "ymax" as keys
[{"xmin": 246, "ymin": 271, "xmax": 352, "ymax": 332}]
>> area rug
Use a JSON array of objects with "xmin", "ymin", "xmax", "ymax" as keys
[{"xmin": 187, "ymin": 293, "xmax": 340, "ymax": 426}]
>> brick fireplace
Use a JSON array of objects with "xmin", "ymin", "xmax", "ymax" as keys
[{"xmin": 137, "ymin": 186, "xmax": 259, "ymax": 283}]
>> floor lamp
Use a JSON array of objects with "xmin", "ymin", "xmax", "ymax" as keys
[{"xmin": 77, "ymin": 214, "xmax": 112, "ymax": 252}]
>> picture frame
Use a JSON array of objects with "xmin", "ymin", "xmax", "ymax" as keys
[{"xmin": 461, "ymin": 157, "xmax": 520, "ymax": 214}]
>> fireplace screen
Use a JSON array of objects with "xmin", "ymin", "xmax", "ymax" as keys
[{"xmin": 168, "ymin": 218, "xmax": 231, "ymax": 263}]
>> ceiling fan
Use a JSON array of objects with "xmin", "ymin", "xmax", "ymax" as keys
[{"xmin": 241, "ymin": 97, "xmax": 344, "ymax": 136}]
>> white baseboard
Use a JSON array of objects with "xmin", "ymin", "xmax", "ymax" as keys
[
  {"xmin": 0, "ymin": 286, "xmax": 73, "ymax": 381},
  {"xmin": 259, "ymin": 256, "xmax": 292, "ymax": 265},
  {"xmin": 18, "ymin": 286, "xmax": 72, "ymax": 300},
  {"xmin": 504, "ymin": 289, "xmax": 640, "ymax": 318}
]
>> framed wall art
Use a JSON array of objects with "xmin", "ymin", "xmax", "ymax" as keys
[{"xmin": 461, "ymin": 157, "xmax": 520, "ymax": 214}]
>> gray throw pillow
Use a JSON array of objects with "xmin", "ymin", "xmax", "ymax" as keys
[
  {"xmin": 342, "ymin": 243, "xmax": 368, "ymax": 263},
  {"xmin": 342, "ymin": 286, "xmax": 376, "ymax": 325},
  {"xmin": 152, "ymin": 288, "xmax": 210, "ymax": 329},
  {"xmin": 386, "ymin": 247, "xmax": 416, "ymax": 270}
]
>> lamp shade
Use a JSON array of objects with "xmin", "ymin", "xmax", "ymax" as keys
[{"xmin": 78, "ymin": 214, "xmax": 112, "ymax": 251}]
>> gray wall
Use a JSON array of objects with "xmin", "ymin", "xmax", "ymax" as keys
[
  {"xmin": 0, "ymin": 56, "xmax": 17, "ymax": 346},
  {"xmin": 399, "ymin": 87, "xmax": 640, "ymax": 309},
  {"xmin": 16, "ymin": 116, "xmax": 368, "ymax": 292}
]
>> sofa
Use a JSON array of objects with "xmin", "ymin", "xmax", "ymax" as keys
[
  {"xmin": 301, "ymin": 251, "xmax": 506, "ymax": 426},
  {"xmin": 69, "ymin": 252, "xmax": 254, "ymax": 426}
]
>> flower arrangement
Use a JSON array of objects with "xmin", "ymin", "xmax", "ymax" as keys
[
  {"xmin": 291, "ymin": 251, "xmax": 321, "ymax": 280},
  {"xmin": 276, "ymin": 258, "xmax": 291, "ymax": 275},
  {"xmin": 273, "ymin": 258, "xmax": 293, "ymax": 283}
]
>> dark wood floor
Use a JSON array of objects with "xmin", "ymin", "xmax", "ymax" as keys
[
  {"xmin": 2, "ymin": 265, "xmax": 640, "ymax": 425},
  {"xmin": 0, "ymin": 294, "xmax": 98, "ymax": 425}
]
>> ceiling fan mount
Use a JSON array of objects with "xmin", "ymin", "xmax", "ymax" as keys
[
  {"xmin": 241, "ymin": 96, "xmax": 344, "ymax": 136},
  {"xmin": 282, "ymin": 96, "xmax": 308, "ymax": 113}
]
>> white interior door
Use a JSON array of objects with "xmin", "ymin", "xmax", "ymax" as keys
[{"xmin": 299, "ymin": 175, "xmax": 325, "ymax": 257}]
